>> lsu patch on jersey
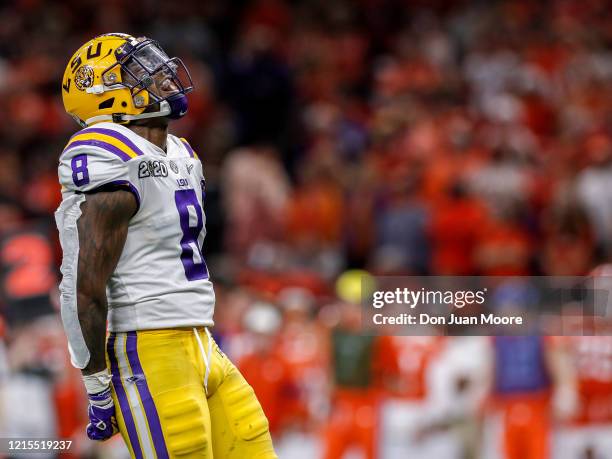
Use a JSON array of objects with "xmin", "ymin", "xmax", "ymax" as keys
[{"xmin": 55, "ymin": 122, "xmax": 215, "ymax": 339}]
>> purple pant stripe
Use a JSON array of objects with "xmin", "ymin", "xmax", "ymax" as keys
[
  {"xmin": 64, "ymin": 139, "xmax": 132, "ymax": 162},
  {"xmin": 180, "ymin": 139, "xmax": 195, "ymax": 158},
  {"xmin": 107, "ymin": 334, "xmax": 144, "ymax": 459},
  {"xmin": 77, "ymin": 127, "xmax": 145, "ymax": 156},
  {"xmin": 126, "ymin": 331, "xmax": 169, "ymax": 459}
]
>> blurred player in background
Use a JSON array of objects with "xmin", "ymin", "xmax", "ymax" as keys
[
  {"xmin": 0, "ymin": 223, "xmax": 87, "ymax": 456},
  {"xmin": 376, "ymin": 334, "xmax": 445, "ymax": 459},
  {"xmin": 321, "ymin": 270, "xmax": 380, "ymax": 459},
  {"xmin": 237, "ymin": 302, "xmax": 305, "ymax": 437},
  {"xmin": 556, "ymin": 335, "xmax": 612, "ymax": 459},
  {"xmin": 554, "ymin": 265, "xmax": 612, "ymax": 459},
  {"xmin": 55, "ymin": 33, "xmax": 276, "ymax": 458},
  {"xmin": 426, "ymin": 335, "xmax": 491, "ymax": 459},
  {"xmin": 482, "ymin": 283, "xmax": 577, "ymax": 459},
  {"xmin": 259, "ymin": 288, "xmax": 329, "ymax": 459}
]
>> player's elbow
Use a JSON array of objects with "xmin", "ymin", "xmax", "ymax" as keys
[
  {"xmin": 76, "ymin": 284, "xmax": 108, "ymax": 320},
  {"xmin": 77, "ymin": 268, "xmax": 107, "ymax": 301}
]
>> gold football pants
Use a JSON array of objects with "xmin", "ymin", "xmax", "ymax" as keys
[{"xmin": 106, "ymin": 328, "xmax": 277, "ymax": 458}]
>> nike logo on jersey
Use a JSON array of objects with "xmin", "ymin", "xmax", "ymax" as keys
[{"xmin": 186, "ymin": 164, "xmax": 194, "ymax": 175}]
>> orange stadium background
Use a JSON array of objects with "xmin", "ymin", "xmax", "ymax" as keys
[{"xmin": 2, "ymin": 0, "xmax": 612, "ymax": 458}]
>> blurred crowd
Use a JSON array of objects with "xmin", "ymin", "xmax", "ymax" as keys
[{"xmin": 2, "ymin": 0, "xmax": 612, "ymax": 457}]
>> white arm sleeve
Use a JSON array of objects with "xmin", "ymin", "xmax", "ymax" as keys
[{"xmin": 55, "ymin": 193, "xmax": 90, "ymax": 369}]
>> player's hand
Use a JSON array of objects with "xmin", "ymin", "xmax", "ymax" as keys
[{"xmin": 86, "ymin": 387, "xmax": 119, "ymax": 441}]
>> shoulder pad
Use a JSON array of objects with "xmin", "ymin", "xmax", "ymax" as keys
[{"xmin": 63, "ymin": 125, "xmax": 145, "ymax": 162}]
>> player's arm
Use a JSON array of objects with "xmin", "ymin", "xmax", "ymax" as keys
[
  {"xmin": 76, "ymin": 189, "xmax": 136, "ymax": 375},
  {"xmin": 74, "ymin": 189, "xmax": 136, "ymax": 441}
]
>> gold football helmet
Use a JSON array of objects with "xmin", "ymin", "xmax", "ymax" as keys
[{"xmin": 61, "ymin": 33, "xmax": 193, "ymax": 127}]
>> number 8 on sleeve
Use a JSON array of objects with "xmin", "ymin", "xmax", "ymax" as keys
[{"xmin": 71, "ymin": 153, "xmax": 90, "ymax": 187}]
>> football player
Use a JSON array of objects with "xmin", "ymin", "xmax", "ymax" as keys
[
  {"xmin": 554, "ymin": 265, "xmax": 612, "ymax": 458},
  {"xmin": 55, "ymin": 33, "xmax": 277, "ymax": 458}
]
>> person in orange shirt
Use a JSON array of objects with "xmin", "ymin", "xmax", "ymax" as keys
[
  {"xmin": 236, "ymin": 302, "xmax": 304, "ymax": 435},
  {"xmin": 271, "ymin": 288, "xmax": 328, "ymax": 459},
  {"xmin": 428, "ymin": 182, "xmax": 489, "ymax": 275},
  {"xmin": 286, "ymin": 159, "xmax": 344, "ymax": 247},
  {"xmin": 474, "ymin": 210, "xmax": 532, "ymax": 276},
  {"xmin": 276, "ymin": 288, "xmax": 329, "ymax": 428}
]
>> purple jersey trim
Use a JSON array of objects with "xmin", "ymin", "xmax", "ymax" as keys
[
  {"xmin": 75, "ymin": 127, "xmax": 145, "ymax": 157},
  {"xmin": 107, "ymin": 334, "xmax": 143, "ymax": 459},
  {"xmin": 126, "ymin": 332, "xmax": 169, "ymax": 459},
  {"xmin": 64, "ymin": 139, "xmax": 132, "ymax": 162},
  {"xmin": 180, "ymin": 139, "xmax": 195, "ymax": 158}
]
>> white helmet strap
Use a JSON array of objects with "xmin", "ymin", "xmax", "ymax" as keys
[{"xmin": 85, "ymin": 84, "xmax": 123, "ymax": 95}]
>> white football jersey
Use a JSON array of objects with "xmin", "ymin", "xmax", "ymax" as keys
[{"xmin": 55, "ymin": 122, "xmax": 215, "ymax": 339}]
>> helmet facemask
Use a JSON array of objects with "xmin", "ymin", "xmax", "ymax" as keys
[{"xmin": 103, "ymin": 38, "xmax": 193, "ymax": 121}]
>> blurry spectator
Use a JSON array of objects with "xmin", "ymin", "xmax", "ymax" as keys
[
  {"xmin": 276, "ymin": 287, "xmax": 329, "ymax": 427},
  {"xmin": 373, "ymin": 166, "xmax": 430, "ymax": 275},
  {"xmin": 222, "ymin": 145, "xmax": 290, "ymax": 256},
  {"xmin": 237, "ymin": 302, "xmax": 304, "ymax": 436},
  {"xmin": 481, "ymin": 283, "xmax": 578, "ymax": 459},
  {"xmin": 428, "ymin": 182, "xmax": 488, "ymax": 275},
  {"xmin": 223, "ymin": 16, "xmax": 294, "ymax": 148},
  {"xmin": 540, "ymin": 198, "xmax": 594, "ymax": 275},
  {"xmin": 426, "ymin": 336, "xmax": 492, "ymax": 459},
  {"xmin": 553, "ymin": 265, "xmax": 612, "ymax": 459},
  {"xmin": 0, "ymin": 223, "xmax": 58, "ymax": 332},
  {"xmin": 321, "ymin": 270, "xmax": 380, "ymax": 459},
  {"xmin": 474, "ymin": 209, "xmax": 532, "ymax": 276},
  {"xmin": 1, "ymin": 316, "xmax": 85, "ymax": 451},
  {"xmin": 376, "ymin": 335, "xmax": 447, "ymax": 459},
  {"xmin": 483, "ymin": 335, "xmax": 569, "ymax": 459},
  {"xmin": 274, "ymin": 288, "xmax": 329, "ymax": 459},
  {"xmin": 467, "ymin": 147, "xmax": 534, "ymax": 218},
  {"xmin": 555, "ymin": 336, "xmax": 612, "ymax": 459},
  {"xmin": 286, "ymin": 155, "xmax": 344, "ymax": 248},
  {"xmin": 575, "ymin": 133, "xmax": 612, "ymax": 255}
]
